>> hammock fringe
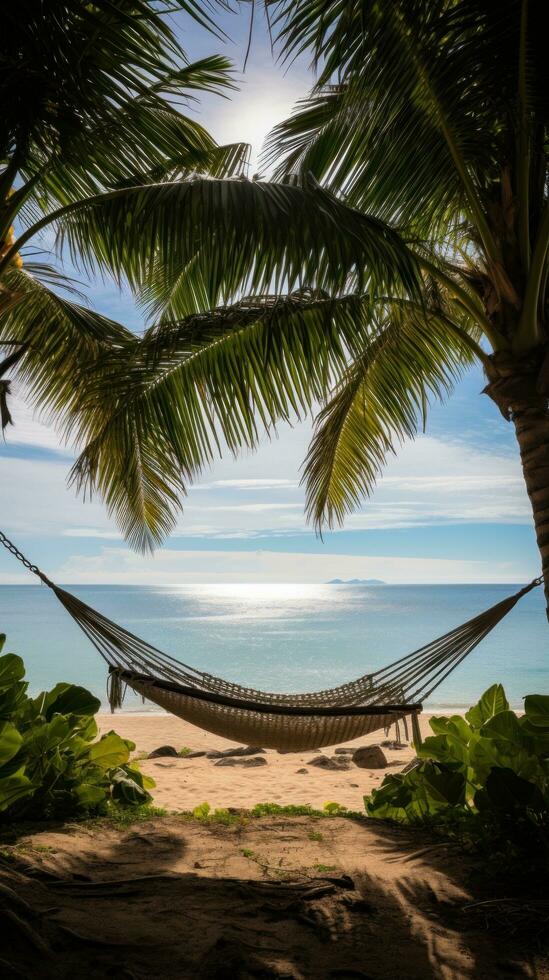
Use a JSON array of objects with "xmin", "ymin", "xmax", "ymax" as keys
[{"xmin": 107, "ymin": 668, "xmax": 125, "ymax": 713}]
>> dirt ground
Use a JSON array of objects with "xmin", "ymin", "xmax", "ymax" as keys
[{"xmin": 1, "ymin": 814, "xmax": 547, "ymax": 980}]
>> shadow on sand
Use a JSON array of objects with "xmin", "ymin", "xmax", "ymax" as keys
[{"xmin": 0, "ymin": 816, "xmax": 546, "ymax": 979}]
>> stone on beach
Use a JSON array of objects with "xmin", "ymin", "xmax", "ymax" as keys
[
  {"xmin": 148, "ymin": 745, "xmax": 179, "ymax": 758},
  {"xmin": 352, "ymin": 746, "xmax": 387, "ymax": 769},
  {"xmin": 307, "ymin": 755, "xmax": 352, "ymax": 771},
  {"xmin": 214, "ymin": 755, "xmax": 268, "ymax": 768},
  {"xmin": 206, "ymin": 746, "xmax": 266, "ymax": 759}
]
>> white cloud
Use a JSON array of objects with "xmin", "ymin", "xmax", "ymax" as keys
[
  {"xmin": 186, "ymin": 502, "xmax": 302, "ymax": 513},
  {"xmin": 194, "ymin": 479, "xmax": 298, "ymax": 491},
  {"xmin": 63, "ymin": 528, "xmax": 123, "ymax": 539},
  {"xmin": 3, "ymin": 388, "xmax": 70, "ymax": 455},
  {"xmin": 0, "ymin": 455, "xmax": 117, "ymax": 537},
  {"xmin": 0, "ymin": 422, "xmax": 532, "ymax": 544},
  {"xmin": 45, "ymin": 546, "xmax": 520, "ymax": 586}
]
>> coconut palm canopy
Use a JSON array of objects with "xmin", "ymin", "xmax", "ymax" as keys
[
  {"xmin": 0, "ymin": 0, "xmax": 418, "ymax": 548},
  {"xmin": 2, "ymin": 1, "xmax": 549, "ymax": 612}
]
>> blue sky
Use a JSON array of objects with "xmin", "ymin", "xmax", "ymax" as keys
[{"xmin": 0, "ymin": 6, "xmax": 540, "ymax": 585}]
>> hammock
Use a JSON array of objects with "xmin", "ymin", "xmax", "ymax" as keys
[{"xmin": 0, "ymin": 531, "xmax": 542, "ymax": 752}]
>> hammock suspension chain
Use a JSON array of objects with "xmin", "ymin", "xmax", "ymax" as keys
[{"xmin": 0, "ymin": 531, "xmax": 54, "ymax": 587}]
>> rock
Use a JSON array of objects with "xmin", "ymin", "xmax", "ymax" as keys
[
  {"xmin": 307, "ymin": 755, "xmax": 352, "ymax": 771},
  {"xmin": 148, "ymin": 745, "xmax": 179, "ymax": 758},
  {"xmin": 350, "ymin": 783, "xmax": 359, "ymax": 788},
  {"xmin": 352, "ymin": 746, "xmax": 387, "ymax": 769},
  {"xmin": 214, "ymin": 756, "xmax": 268, "ymax": 767},
  {"xmin": 334, "ymin": 747, "xmax": 354, "ymax": 755},
  {"xmin": 381, "ymin": 739, "xmax": 407, "ymax": 750},
  {"xmin": 186, "ymin": 750, "xmax": 207, "ymax": 758},
  {"xmin": 296, "ymin": 768, "xmax": 308, "ymax": 774},
  {"xmin": 206, "ymin": 746, "xmax": 266, "ymax": 759}
]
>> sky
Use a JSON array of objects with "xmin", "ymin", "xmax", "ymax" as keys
[{"xmin": 0, "ymin": 5, "xmax": 541, "ymax": 586}]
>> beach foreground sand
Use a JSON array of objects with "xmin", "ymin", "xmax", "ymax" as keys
[
  {"xmin": 6, "ymin": 812, "xmax": 547, "ymax": 978},
  {"xmin": 98, "ymin": 711, "xmax": 436, "ymax": 811}
]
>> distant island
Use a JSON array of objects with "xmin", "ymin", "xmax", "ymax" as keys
[{"xmin": 327, "ymin": 578, "xmax": 386, "ymax": 585}]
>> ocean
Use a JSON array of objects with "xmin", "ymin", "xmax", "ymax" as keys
[{"xmin": 0, "ymin": 583, "xmax": 547, "ymax": 713}]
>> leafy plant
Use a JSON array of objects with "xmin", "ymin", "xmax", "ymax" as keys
[
  {"xmin": 365, "ymin": 685, "xmax": 549, "ymax": 867},
  {"xmin": 323, "ymin": 801, "xmax": 347, "ymax": 815},
  {"xmin": 0, "ymin": 637, "xmax": 154, "ymax": 820},
  {"xmin": 192, "ymin": 802, "xmax": 212, "ymax": 820}
]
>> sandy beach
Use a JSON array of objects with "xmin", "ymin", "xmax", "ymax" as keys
[{"xmin": 98, "ymin": 711, "xmax": 435, "ymax": 812}]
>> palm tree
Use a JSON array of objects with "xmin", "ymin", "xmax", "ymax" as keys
[
  {"xmin": 1, "ymin": 0, "xmax": 417, "ymax": 555},
  {"xmin": 73, "ymin": 1, "xmax": 549, "ymax": 613},
  {"xmin": 0, "ymin": 0, "xmax": 250, "ymax": 428}
]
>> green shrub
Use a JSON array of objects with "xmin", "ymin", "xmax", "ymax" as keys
[
  {"xmin": 365, "ymin": 684, "xmax": 549, "ymax": 868},
  {"xmin": 0, "ymin": 635, "xmax": 154, "ymax": 820}
]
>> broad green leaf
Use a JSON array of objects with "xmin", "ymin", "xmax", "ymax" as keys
[
  {"xmin": 523, "ymin": 695, "xmax": 549, "ymax": 729},
  {"xmin": 465, "ymin": 685, "xmax": 509, "ymax": 729},
  {"xmin": 0, "ymin": 681, "xmax": 29, "ymax": 721},
  {"xmin": 0, "ymin": 767, "xmax": 34, "ymax": 812},
  {"xmin": 475, "ymin": 767, "xmax": 546, "ymax": 812},
  {"xmin": 110, "ymin": 768, "xmax": 152, "ymax": 806},
  {"xmin": 480, "ymin": 711, "xmax": 524, "ymax": 745},
  {"xmin": 417, "ymin": 734, "xmax": 457, "ymax": 763},
  {"xmin": 23, "ymin": 716, "xmax": 71, "ymax": 758},
  {"xmin": 88, "ymin": 733, "xmax": 130, "ymax": 771},
  {"xmin": 467, "ymin": 734, "xmax": 500, "ymax": 785},
  {"xmin": 428, "ymin": 715, "xmax": 453, "ymax": 735},
  {"xmin": 42, "ymin": 684, "xmax": 101, "ymax": 720},
  {"xmin": 0, "ymin": 721, "xmax": 23, "ymax": 767},
  {"xmin": 419, "ymin": 763, "xmax": 466, "ymax": 806},
  {"xmin": 74, "ymin": 783, "xmax": 107, "ymax": 807},
  {"xmin": 0, "ymin": 653, "xmax": 26, "ymax": 689}
]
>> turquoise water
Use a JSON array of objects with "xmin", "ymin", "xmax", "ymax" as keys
[{"xmin": 0, "ymin": 583, "xmax": 547, "ymax": 712}]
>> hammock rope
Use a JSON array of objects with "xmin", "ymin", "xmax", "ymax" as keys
[{"xmin": 0, "ymin": 530, "xmax": 542, "ymax": 752}]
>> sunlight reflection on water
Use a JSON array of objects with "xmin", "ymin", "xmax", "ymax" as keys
[{"xmin": 0, "ymin": 583, "xmax": 546, "ymax": 711}]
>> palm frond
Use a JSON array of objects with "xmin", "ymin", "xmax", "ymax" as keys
[
  {"xmin": 303, "ymin": 297, "xmax": 481, "ymax": 529},
  {"xmin": 67, "ymin": 292, "xmax": 369, "ymax": 551},
  {"xmin": 50, "ymin": 175, "xmax": 420, "ymax": 316},
  {"xmin": 267, "ymin": 0, "xmax": 547, "ymax": 244},
  {"xmin": 0, "ymin": 267, "xmax": 135, "ymax": 436}
]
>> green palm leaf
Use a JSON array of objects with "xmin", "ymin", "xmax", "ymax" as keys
[
  {"xmin": 50, "ymin": 175, "xmax": 420, "ymax": 315},
  {"xmin": 67, "ymin": 293, "xmax": 369, "ymax": 550},
  {"xmin": 303, "ymin": 299, "xmax": 481, "ymax": 529},
  {"xmin": 0, "ymin": 267, "xmax": 135, "ymax": 435}
]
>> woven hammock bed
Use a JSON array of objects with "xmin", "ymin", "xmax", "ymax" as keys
[{"xmin": 0, "ymin": 531, "xmax": 542, "ymax": 752}]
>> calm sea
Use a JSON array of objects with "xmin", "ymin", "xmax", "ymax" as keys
[{"xmin": 0, "ymin": 583, "xmax": 547, "ymax": 713}]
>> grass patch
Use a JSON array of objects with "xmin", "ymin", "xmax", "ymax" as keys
[
  {"xmin": 308, "ymin": 830, "xmax": 324, "ymax": 842},
  {"xmin": 179, "ymin": 746, "xmax": 192, "ymax": 757},
  {"xmin": 251, "ymin": 803, "xmax": 322, "ymax": 818},
  {"xmin": 190, "ymin": 803, "xmax": 241, "ymax": 826},
  {"xmin": 87, "ymin": 804, "xmax": 168, "ymax": 830}
]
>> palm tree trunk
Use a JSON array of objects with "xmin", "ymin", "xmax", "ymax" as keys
[{"xmin": 485, "ymin": 351, "xmax": 549, "ymax": 617}]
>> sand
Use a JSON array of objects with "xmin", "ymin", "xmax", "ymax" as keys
[
  {"xmin": 4, "ymin": 713, "xmax": 546, "ymax": 978},
  {"xmin": 4, "ymin": 814, "xmax": 547, "ymax": 978},
  {"xmin": 98, "ymin": 711, "xmax": 436, "ymax": 812}
]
